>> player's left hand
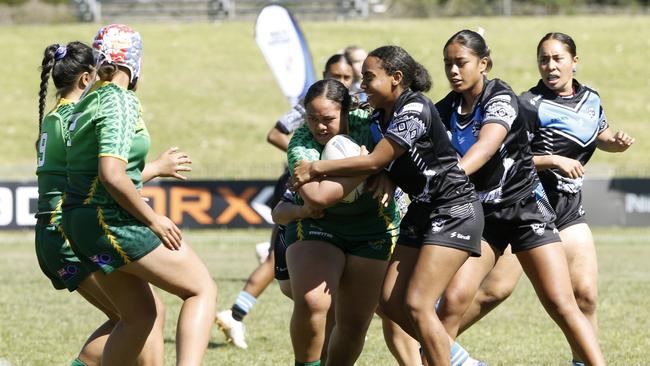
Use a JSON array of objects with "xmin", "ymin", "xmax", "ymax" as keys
[
  {"xmin": 154, "ymin": 147, "xmax": 193, "ymax": 180},
  {"xmin": 612, "ymin": 131, "xmax": 634, "ymax": 151}
]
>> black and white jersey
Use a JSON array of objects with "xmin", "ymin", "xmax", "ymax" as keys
[
  {"xmin": 275, "ymin": 100, "xmax": 306, "ymax": 134},
  {"xmin": 370, "ymin": 89, "xmax": 477, "ymax": 207},
  {"xmin": 436, "ymin": 78, "xmax": 537, "ymax": 206},
  {"xmin": 520, "ymin": 80, "xmax": 609, "ymax": 193}
]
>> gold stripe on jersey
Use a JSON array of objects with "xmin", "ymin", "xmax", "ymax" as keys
[
  {"xmin": 89, "ymin": 80, "xmax": 112, "ymax": 94},
  {"xmin": 376, "ymin": 201, "xmax": 398, "ymax": 254},
  {"xmin": 56, "ymin": 98, "xmax": 74, "ymax": 108},
  {"xmin": 49, "ymin": 197, "xmax": 63, "ymax": 226},
  {"xmin": 45, "ymin": 98, "xmax": 74, "ymax": 117},
  {"xmin": 97, "ymin": 207, "xmax": 131, "ymax": 264},
  {"xmin": 84, "ymin": 177, "xmax": 100, "ymax": 205},
  {"xmin": 98, "ymin": 153, "xmax": 128, "ymax": 163},
  {"xmin": 296, "ymin": 219, "xmax": 304, "ymax": 241},
  {"xmin": 49, "ymin": 196, "xmax": 71, "ymax": 246}
]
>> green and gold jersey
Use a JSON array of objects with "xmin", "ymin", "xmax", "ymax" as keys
[
  {"xmin": 287, "ymin": 108, "xmax": 400, "ymax": 238},
  {"xmin": 65, "ymin": 82, "xmax": 150, "ymax": 209},
  {"xmin": 36, "ymin": 99, "xmax": 75, "ymax": 221}
]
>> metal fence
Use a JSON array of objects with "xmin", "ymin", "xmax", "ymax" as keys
[{"xmin": 74, "ymin": 0, "xmax": 373, "ymax": 22}]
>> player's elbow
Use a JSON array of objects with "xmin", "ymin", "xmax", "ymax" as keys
[
  {"xmin": 266, "ymin": 131, "xmax": 276, "ymax": 145},
  {"xmin": 367, "ymin": 162, "xmax": 384, "ymax": 174},
  {"xmin": 271, "ymin": 204, "xmax": 292, "ymax": 225},
  {"xmin": 98, "ymin": 167, "xmax": 119, "ymax": 187},
  {"xmin": 267, "ymin": 128, "xmax": 284, "ymax": 146},
  {"xmin": 98, "ymin": 171, "xmax": 121, "ymax": 190},
  {"xmin": 301, "ymin": 194, "xmax": 329, "ymax": 211}
]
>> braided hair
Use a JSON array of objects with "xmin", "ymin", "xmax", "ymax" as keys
[{"xmin": 38, "ymin": 41, "xmax": 93, "ymax": 138}]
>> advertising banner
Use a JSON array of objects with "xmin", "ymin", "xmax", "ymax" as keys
[
  {"xmin": 255, "ymin": 4, "xmax": 316, "ymax": 106},
  {"xmin": 2, "ymin": 179, "xmax": 649, "ymax": 229}
]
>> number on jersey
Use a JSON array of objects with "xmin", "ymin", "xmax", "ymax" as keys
[{"xmin": 37, "ymin": 133, "xmax": 48, "ymax": 167}]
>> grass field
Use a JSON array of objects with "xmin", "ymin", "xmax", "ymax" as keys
[
  {"xmin": 2, "ymin": 16, "xmax": 650, "ymax": 179},
  {"xmin": 0, "ymin": 228, "xmax": 649, "ymax": 365},
  {"xmin": 1, "ymin": 15, "xmax": 649, "ymax": 365}
]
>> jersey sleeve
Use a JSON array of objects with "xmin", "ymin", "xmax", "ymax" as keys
[
  {"xmin": 518, "ymin": 92, "xmax": 540, "ymax": 133},
  {"xmin": 275, "ymin": 102, "xmax": 306, "ymax": 134},
  {"xmin": 482, "ymin": 92, "xmax": 518, "ymax": 131},
  {"xmin": 347, "ymin": 108, "xmax": 374, "ymax": 151},
  {"xmin": 95, "ymin": 90, "xmax": 137, "ymax": 162},
  {"xmin": 435, "ymin": 92, "xmax": 455, "ymax": 130},
  {"xmin": 56, "ymin": 103, "xmax": 75, "ymax": 143},
  {"xmin": 385, "ymin": 100, "xmax": 429, "ymax": 150},
  {"xmin": 597, "ymin": 105, "xmax": 609, "ymax": 134},
  {"xmin": 518, "ymin": 92, "xmax": 547, "ymax": 155},
  {"xmin": 287, "ymin": 124, "xmax": 321, "ymax": 173},
  {"xmin": 281, "ymin": 189, "xmax": 295, "ymax": 203}
]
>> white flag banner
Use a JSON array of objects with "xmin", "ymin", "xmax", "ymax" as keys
[{"xmin": 255, "ymin": 4, "xmax": 316, "ymax": 106}]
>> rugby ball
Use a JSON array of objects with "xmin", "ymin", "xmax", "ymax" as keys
[{"xmin": 320, "ymin": 135, "xmax": 365, "ymax": 203}]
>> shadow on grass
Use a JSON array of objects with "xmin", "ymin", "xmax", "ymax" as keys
[{"xmin": 164, "ymin": 338, "xmax": 227, "ymax": 349}]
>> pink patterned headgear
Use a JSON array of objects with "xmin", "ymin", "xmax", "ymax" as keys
[{"xmin": 92, "ymin": 24, "xmax": 143, "ymax": 84}]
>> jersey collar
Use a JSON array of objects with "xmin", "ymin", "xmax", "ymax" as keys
[{"xmin": 57, "ymin": 98, "xmax": 74, "ymax": 108}]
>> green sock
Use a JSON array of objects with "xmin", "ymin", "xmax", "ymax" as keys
[
  {"xmin": 70, "ymin": 358, "xmax": 88, "ymax": 366},
  {"xmin": 295, "ymin": 360, "xmax": 321, "ymax": 366}
]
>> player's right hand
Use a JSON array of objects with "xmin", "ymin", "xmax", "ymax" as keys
[
  {"xmin": 555, "ymin": 155, "xmax": 585, "ymax": 179},
  {"xmin": 360, "ymin": 145, "xmax": 369, "ymax": 156},
  {"xmin": 292, "ymin": 160, "xmax": 314, "ymax": 189}
]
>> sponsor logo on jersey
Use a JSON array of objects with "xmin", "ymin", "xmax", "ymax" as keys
[
  {"xmin": 368, "ymin": 239, "xmax": 387, "ymax": 250},
  {"xmin": 485, "ymin": 100, "xmax": 516, "ymax": 126},
  {"xmin": 526, "ymin": 131, "xmax": 535, "ymax": 142},
  {"xmin": 587, "ymin": 107, "xmax": 597, "ymax": 120},
  {"xmin": 57, "ymin": 264, "xmax": 80, "ymax": 281},
  {"xmin": 530, "ymin": 223, "xmax": 546, "ymax": 236},
  {"xmin": 308, "ymin": 230, "xmax": 333, "ymax": 239},
  {"xmin": 89, "ymin": 253, "xmax": 113, "ymax": 266},
  {"xmin": 401, "ymin": 102, "xmax": 424, "ymax": 113},
  {"xmin": 431, "ymin": 217, "xmax": 446, "ymax": 233},
  {"xmin": 450, "ymin": 231, "xmax": 471, "ymax": 240}
]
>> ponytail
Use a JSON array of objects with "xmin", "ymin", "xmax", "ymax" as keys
[
  {"xmin": 411, "ymin": 62, "xmax": 432, "ymax": 92},
  {"xmin": 39, "ymin": 44, "xmax": 58, "ymax": 136},
  {"xmin": 36, "ymin": 41, "xmax": 94, "ymax": 145}
]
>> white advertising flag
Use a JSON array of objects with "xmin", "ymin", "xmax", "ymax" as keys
[{"xmin": 255, "ymin": 5, "xmax": 316, "ymax": 106}]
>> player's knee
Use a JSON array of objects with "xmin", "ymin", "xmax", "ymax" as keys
[
  {"xmin": 335, "ymin": 316, "xmax": 370, "ymax": 338},
  {"xmin": 379, "ymin": 296, "xmax": 402, "ymax": 322},
  {"xmin": 178, "ymin": 274, "xmax": 217, "ymax": 301},
  {"xmin": 574, "ymin": 284, "xmax": 598, "ymax": 316},
  {"xmin": 478, "ymin": 282, "xmax": 516, "ymax": 305},
  {"xmin": 297, "ymin": 290, "xmax": 331, "ymax": 315},
  {"xmin": 153, "ymin": 295, "xmax": 166, "ymax": 324},
  {"xmin": 442, "ymin": 287, "xmax": 475, "ymax": 315},
  {"xmin": 122, "ymin": 299, "xmax": 158, "ymax": 330},
  {"xmin": 404, "ymin": 293, "xmax": 432, "ymax": 324},
  {"xmin": 542, "ymin": 292, "xmax": 578, "ymax": 320},
  {"xmin": 206, "ymin": 278, "xmax": 218, "ymax": 300}
]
